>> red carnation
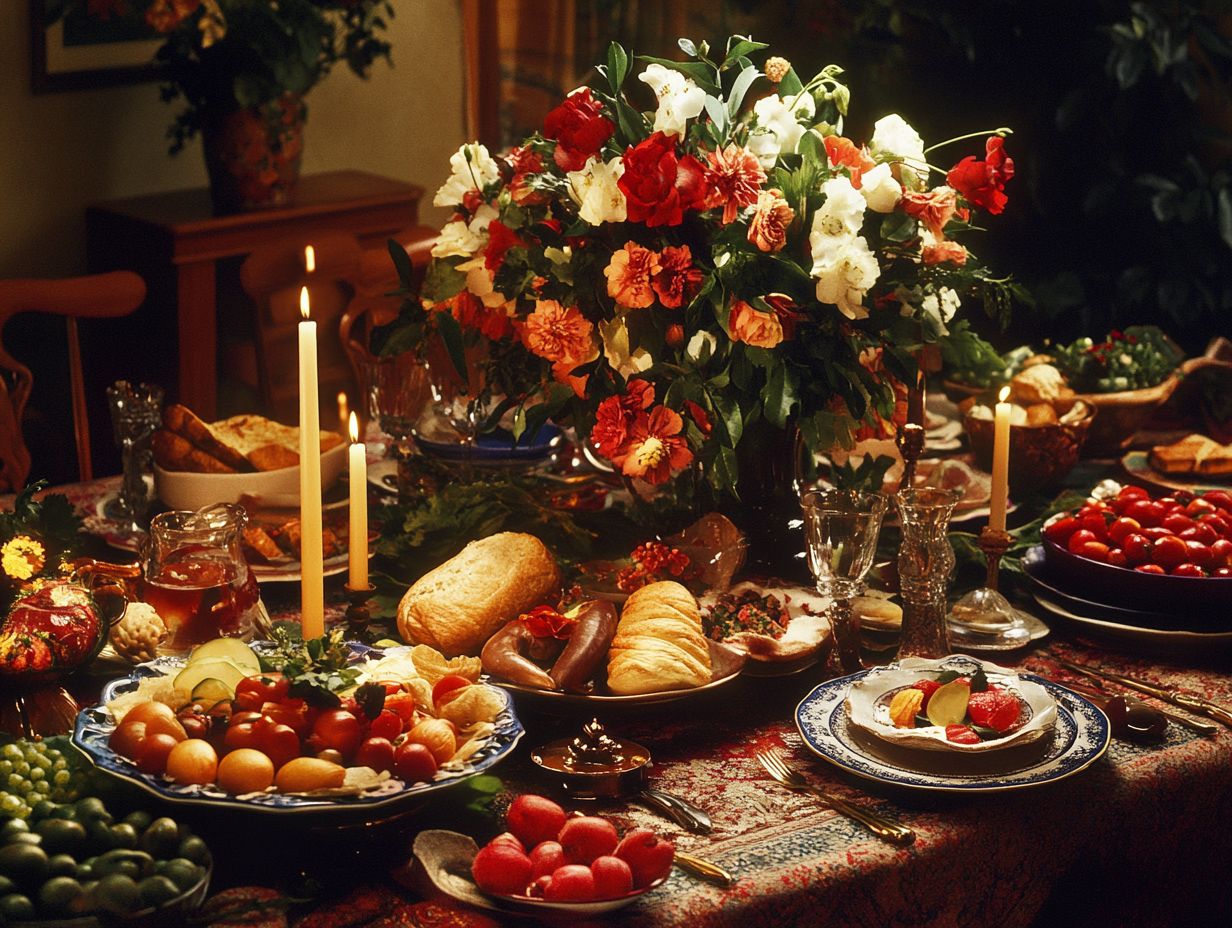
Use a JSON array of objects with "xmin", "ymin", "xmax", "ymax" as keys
[
  {"xmin": 946, "ymin": 136, "xmax": 1014, "ymax": 215},
  {"xmin": 618, "ymin": 132, "xmax": 707, "ymax": 228},
  {"xmin": 543, "ymin": 88, "xmax": 615, "ymax": 172},
  {"xmin": 590, "ymin": 379, "xmax": 655, "ymax": 468},
  {"xmin": 652, "ymin": 245, "xmax": 703, "ymax": 309},
  {"xmin": 484, "ymin": 220, "xmax": 522, "ymax": 273}
]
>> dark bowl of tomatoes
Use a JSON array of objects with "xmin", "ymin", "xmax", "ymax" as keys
[{"xmin": 1040, "ymin": 484, "xmax": 1232, "ymax": 614}]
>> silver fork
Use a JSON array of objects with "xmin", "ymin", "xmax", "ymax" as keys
[{"xmin": 756, "ymin": 749, "xmax": 915, "ymax": 846}]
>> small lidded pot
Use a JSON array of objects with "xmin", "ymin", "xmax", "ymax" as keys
[{"xmin": 531, "ymin": 718, "xmax": 651, "ymax": 799}]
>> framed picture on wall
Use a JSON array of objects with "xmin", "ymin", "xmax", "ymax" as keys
[{"xmin": 30, "ymin": 0, "xmax": 164, "ymax": 93}]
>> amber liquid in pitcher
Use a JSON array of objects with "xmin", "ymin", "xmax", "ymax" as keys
[{"xmin": 142, "ymin": 556, "xmax": 260, "ymax": 652}]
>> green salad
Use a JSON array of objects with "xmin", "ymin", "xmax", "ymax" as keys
[{"xmin": 1051, "ymin": 325, "xmax": 1181, "ymax": 393}]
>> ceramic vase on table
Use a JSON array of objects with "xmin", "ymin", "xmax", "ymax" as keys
[
  {"xmin": 893, "ymin": 486, "xmax": 963, "ymax": 659},
  {"xmin": 201, "ymin": 93, "xmax": 305, "ymax": 214}
]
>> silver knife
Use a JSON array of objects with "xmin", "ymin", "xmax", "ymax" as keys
[{"xmin": 1057, "ymin": 659, "xmax": 1232, "ymax": 730}]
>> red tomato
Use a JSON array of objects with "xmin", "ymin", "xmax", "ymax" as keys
[
  {"xmin": 354, "ymin": 737, "xmax": 395, "ymax": 773},
  {"xmin": 1122, "ymin": 533, "xmax": 1151, "ymax": 565},
  {"xmin": 1151, "ymin": 535, "xmax": 1188, "ymax": 569},
  {"xmin": 261, "ymin": 701, "xmax": 309, "ymax": 738},
  {"xmin": 1142, "ymin": 527, "xmax": 1175, "ymax": 542},
  {"xmin": 224, "ymin": 719, "xmax": 260, "ymax": 753},
  {"xmin": 1200, "ymin": 512, "xmax": 1232, "ymax": 537},
  {"xmin": 110, "ymin": 720, "xmax": 148, "ymax": 760},
  {"xmin": 1158, "ymin": 496, "xmax": 1180, "ymax": 508},
  {"xmin": 311, "ymin": 709, "xmax": 363, "ymax": 759},
  {"xmin": 1106, "ymin": 548, "xmax": 1128, "ymax": 568},
  {"xmin": 1180, "ymin": 524, "xmax": 1218, "ymax": 546},
  {"xmin": 1211, "ymin": 539, "xmax": 1232, "ymax": 566},
  {"xmin": 1067, "ymin": 529, "xmax": 1099, "ymax": 554},
  {"xmin": 1214, "ymin": 567, "xmax": 1232, "ymax": 578},
  {"xmin": 1136, "ymin": 564, "xmax": 1166, "ymax": 575},
  {"xmin": 253, "ymin": 717, "xmax": 300, "ymax": 769},
  {"xmin": 1107, "ymin": 517, "xmax": 1141, "ymax": 546},
  {"xmin": 1078, "ymin": 541, "xmax": 1111, "ymax": 562},
  {"xmin": 367, "ymin": 710, "xmax": 402, "ymax": 742},
  {"xmin": 394, "ymin": 742, "xmax": 438, "ymax": 783},
  {"xmin": 1078, "ymin": 511, "xmax": 1111, "ymax": 538},
  {"xmin": 230, "ymin": 710, "xmax": 263, "ymax": 727},
  {"xmin": 135, "ymin": 733, "xmax": 179, "ymax": 774},
  {"xmin": 1162, "ymin": 513, "xmax": 1196, "ymax": 535},
  {"xmin": 1043, "ymin": 516, "xmax": 1081, "ymax": 545},
  {"xmin": 1125, "ymin": 500, "xmax": 1164, "ymax": 527},
  {"xmin": 1186, "ymin": 498, "xmax": 1217, "ymax": 518},
  {"xmin": 1117, "ymin": 485, "xmax": 1150, "ymax": 502},
  {"xmin": 1171, "ymin": 563, "xmax": 1206, "ymax": 578},
  {"xmin": 1200, "ymin": 490, "xmax": 1232, "ymax": 512},
  {"xmin": 234, "ymin": 673, "xmax": 289, "ymax": 712},
  {"xmin": 382, "ymin": 692, "xmax": 418, "ymax": 725},
  {"xmin": 1184, "ymin": 541, "xmax": 1214, "ymax": 567},
  {"xmin": 432, "ymin": 675, "xmax": 473, "ymax": 707}
]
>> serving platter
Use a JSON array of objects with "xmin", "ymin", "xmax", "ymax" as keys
[
  {"xmin": 796, "ymin": 669, "xmax": 1109, "ymax": 793},
  {"xmin": 73, "ymin": 644, "xmax": 524, "ymax": 820},
  {"xmin": 1120, "ymin": 449, "xmax": 1229, "ymax": 495}
]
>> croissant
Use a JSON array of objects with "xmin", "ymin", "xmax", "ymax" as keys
[{"xmin": 606, "ymin": 581, "xmax": 712, "ymax": 695}]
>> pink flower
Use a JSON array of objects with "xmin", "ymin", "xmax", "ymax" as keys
[{"xmin": 703, "ymin": 144, "xmax": 766, "ymax": 224}]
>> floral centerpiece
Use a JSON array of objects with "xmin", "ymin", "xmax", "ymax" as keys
[
  {"xmin": 389, "ymin": 36, "xmax": 1018, "ymax": 519},
  {"xmin": 50, "ymin": 0, "xmax": 393, "ymax": 209}
]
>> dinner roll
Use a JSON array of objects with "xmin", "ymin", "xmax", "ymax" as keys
[
  {"xmin": 397, "ymin": 533, "xmax": 560, "ymax": 657},
  {"xmin": 607, "ymin": 581, "xmax": 712, "ymax": 695}
]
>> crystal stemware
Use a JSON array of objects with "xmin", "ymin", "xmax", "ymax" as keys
[
  {"xmin": 103, "ymin": 381, "xmax": 164, "ymax": 533},
  {"xmin": 801, "ymin": 488, "xmax": 888, "ymax": 675},
  {"xmin": 893, "ymin": 486, "xmax": 963, "ymax": 659},
  {"xmin": 360, "ymin": 351, "xmax": 431, "ymax": 501}
]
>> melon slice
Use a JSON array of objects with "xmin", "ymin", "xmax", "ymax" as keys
[
  {"xmin": 188, "ymin": 638, "xmax": 260, "ymax": 675},
  {"xmin": 175, "ymin": 658, "xmax": 248, "ymax": 695}
]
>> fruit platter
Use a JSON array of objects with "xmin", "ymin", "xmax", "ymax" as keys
[{"xmin": 72, "ymin": 632, "xmax": 524, "ymax": 818}]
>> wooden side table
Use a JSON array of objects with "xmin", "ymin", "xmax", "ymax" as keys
[{"xmin": 86, "ymin": 170, "xmax": 423, "ymax": 420}]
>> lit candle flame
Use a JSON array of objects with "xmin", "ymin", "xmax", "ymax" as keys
[
  {"xmin": 304, "ymin": 245, "xmax": 315, "ymax": 273},
  {"xmin": 998, "ymin": 385, "xmax": 1010, "ymax": 403},
  {"xmin": 349, "ymin": 411, "xmax": 360, "ymax": 444},
  {"xmin": 300, "ymin": 286, "xmax": 310, "ymax": 320}
]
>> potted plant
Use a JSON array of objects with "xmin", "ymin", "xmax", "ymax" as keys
[{"xmin": 49, "ymin": 0, "xmax": 394, "ymax": 212}]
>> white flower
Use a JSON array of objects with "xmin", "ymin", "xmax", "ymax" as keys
[
  {"xmin": 750, "ymin": 92, "xmax": 816, "ymax": 167},
  {"xmin": 811, "ymin": 177, "xmax": 867, "ymax": 240},
  {"xmin": 638, "ymin": 64, "xmax": 706, "ymax": 140},
  {"xmin": 813, "ymin": 236, "xmax": 880, "ymax": 320},
  {"xmin": 433, "ymin": 142, "xmax": 501, "ymax": 208},
  {"xmin": 464, "ymin": 264, "xmax": 513, "ymax": 309},
  {"xmin": 685, "ymin": 330, "xmax": 718, "ymax": 365},
  {"xmin": 567, "ymin": 156, "xmax": 627, "ymax": 225},
  {"xmin": 920, "ymin": 287, "xmax": 961, "ymax": 334},
  {"xmin": 430, "ymin": 203, "xmax": 497, "ymax": 258},
  {"xmin": 870, "ymin": 114, "xmax": 927, "ymax": 188},
  {"xmin": 860, "ymin": 163, "xmax": 902, "ymax": 213},
  {"xmin": 599, "ymin": 318, "xmax": 654, "ymax": 378}
]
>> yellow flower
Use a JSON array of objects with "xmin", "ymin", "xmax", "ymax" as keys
[{"xmin": 1, "ymin": 536, "xmax": 46, "ymax": 581}]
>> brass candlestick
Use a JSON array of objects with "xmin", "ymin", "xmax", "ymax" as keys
[
  {"xmin": 343, "ymin": 583, "xmax": 377, "ymax": 634},
  {"xmin": 978, "ymin": 526, "xmax": 1014, "ymax": 592},
  {"xmin": 896, "ymin": 422, "xmax": 926, "ymax": 490}
]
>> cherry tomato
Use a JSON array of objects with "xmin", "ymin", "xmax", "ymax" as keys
[
  {"xmin": 1135, "ymin": 564, "xmax": 1166, "ymax": 575},
  {"xmin": 354, "ymin": 737, "xmax": 395, "ymax": 773},
  {"xmin": 1078, "ymin": 511, "xmax": 1111, "ymax": 538},
  {"xmin": 135, "ymin": 733, "xmax": 179, "ymax": 775},
  {"xmin": 367, "ymin": 709, "xmax": 402, "ymax": 742},
  {"xmin": 1107, "ymin": 517, "xmax": 1142, "ymax": 546},
  {"xmin": 383, "ymin": 692, "xmax": 418, "ymax": 725},
  {"xmin": 1214, "ymin": 567, "xmax": 1232, "ymax": 578},
  {"xmin": 394, "ymin": 742, "xmax": 438, "ymax": 783},
  {"xmin": 1172, "ymin": 490, "xmax": 1195, "ymax": 505},
  {"xmin": 1117, "ymin": 485, "xmax": 1150, "ymax": 502},
  {"xmin": 1171, "ymin": 563, "xmax": 1206, "ymax": 578},
  {"xmin": 1162, "ymin": 513, "xmax": 1196, "ymax": 535},
  {"xmin": 1180, "ymin": 525, "xmax": 1217, "ymax": 546},
  {"xmin": 234, "ymin": 673, "xmax": 290, "ymax": 712},
  {"xmin": 1077, "ymin": 541, "xmax": 1111, "ymax": 562},
  {"xmin": 261, "ymin": 701, "xmax": 310, "ymax": 738},
  {"xmin": 1122, "ymin": 533, "xmax": 1151, "ymax": 565},
  {"xmin": 1125, "ymin": 499, "xmax": 1164, "ymax": 527},
  {"xmin": 1200, "ymin": 490, "xmax": 1232, "ymax": 512},
  {"xmin": 1044, "ymin": 516, "xmax": 1081, "ymax": 545},
  {"xmin": 1211, "ymin": 539, "xmax": 1232, "ymax": 566},
  {"xmin": 1158, "ymin": 496, "xmax": 1180, "ymax": 508},
  {"xmin": 311, "ymin": 709, "xmax": 363, "ymax": 759},
  {"xmin": 1184, "ymin": 541, "xmax": 1214, "ymax": 567},
  {"xmin": 432, "ymin": 675, "xmax": 473, "ymax": 707},
  {"xmin": 1186, "ymin": 498, "xmax": 1217, "ymax": 518},
  {"xmin": 110, "ymin": 720, "xmax": 148, "ymax": 760},
  {"xmin": 230, "ymin": 710, "xmax": 264, "ymax": 727},
  {"xmin": 1142, "ymin": 527, "xmax": 1175, "ymax": 542},
  {"xmin": 1199, "ymin": 513, "xmax": 1232, "ymax": 538},
  {"xmin": 1067, "ymin": 529, "xmax": 1099, "ymax": 555},
  {"xmin": 1151, "ymin": 535, "xmax": 1188, "ymax": 569},
  {"xmin": 224, "ymin": 719, "xmax": 260, "ymax": 753},
  {"xmin": 1106, "ymin": 548, "xmax": 1128, "ymax": 568},
  {"xmin": 253, "ymin": 717, "xmax": 300, "ymax": 770}
]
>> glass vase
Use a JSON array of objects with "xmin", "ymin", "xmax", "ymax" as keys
[{"xmin": 893, "ymin": 486, "xmax": 963, "ymax": 659}]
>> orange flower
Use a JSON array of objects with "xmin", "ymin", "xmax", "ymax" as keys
[
  {"xmin": 728, "ymin": 298, "xmax": 785, "ymax": 349},
  {"xmin": 823, "ymin": 136, "xmax": 876, "ymax": 189},
  {"xmin": 622, "ymin": 406, "xmax": 694, "ymax": 484},
  {"xmin": 521, "ymin": 300, "xmax": 594, "ymax": 363},
  {"xmin": 922, "ymin": 241, "xmax": 969, "ymax": 266},
  {"xmin": 441, "ymin": 290, "xmax": 513, "ymax": 341},
  {"xmin": 651, "ymin": 245, "xmax": 703, "ymax": 309},
  {"xmin": 901, "ymin": 187, "xmax": 965, "ymax": 241},
  {"xmin": 747, "ymin": 188, "xmax": 794, "ymax": 253},
  {"xmin": 604, "ymin": 242, "xmax": 660, "ymax": 308},
  {"xmin": 703, "ymin": 144, "xmax": 766, "ymax": 224},
  {"xmin": 591, "ymin": 379, "xmax": 655, "ymax": 467},
  {"xmin": 144, "ymin": 0, "xmax": 200, "ymax": 33}
]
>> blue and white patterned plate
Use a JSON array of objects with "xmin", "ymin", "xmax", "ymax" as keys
[
  {"xmin": 73, "ymin": 643, "xmax": 524, "ymax": 818},
  {"xmin": 796, "ymin": 661, "xmax": 1109, "ymax": 793}
]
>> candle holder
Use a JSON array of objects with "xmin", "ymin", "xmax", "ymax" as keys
[
  {"xmin": 948, "ymin": 526, "xmax": 1033, "ymax": 650},
  {"xmin": 342, "ymin": 583, "xmax": 377, "ymax": 635},
  {"xmin": 895, "ymin": 422, "xmax": 926, "ymax": 490}
]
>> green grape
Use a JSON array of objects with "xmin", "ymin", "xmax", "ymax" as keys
[
  {"xmin": 53, "ymin": 770, "xmax": 71, "ymax": 787},
  {"xmin": 0, "ymin": 761, "xmax": 12, "ymax": 778},
  {"xmin": 13, "ymin": 762, "xmax": 29, "ymax": 777},
  {"xmin": 33, "ymin": 754, "xmax": 51, "ymax": 771},
  {"xmin": 0, "ymin": 793, "xmax": 23, "ymax": 814},
  {"xmin": 27, "ymin": 768, "xmax": 44, "ymax": 783},
  {"xmin": 32, "ymin": 780, "xmax": 50, "ymax": 796},
  {"xmin": 6, "ymin": 774, "xmax": 22, "ymax": 791},
  {"xmin": 52, "ymin": 759, "xmax": 67, "ymax": 772},
  {"xmin": 1, "ymin": 743, "xmax": 22, "ymax": 761}
]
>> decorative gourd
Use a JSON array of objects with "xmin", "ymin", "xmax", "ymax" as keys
[{"xmin": 0, "ymin": 581, "xmax": 107, "ymax": 684}]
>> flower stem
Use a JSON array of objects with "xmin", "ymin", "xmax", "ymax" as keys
[{"xmin": 923, "ymin": 128, "xmax": 1013, "ymax": 155}]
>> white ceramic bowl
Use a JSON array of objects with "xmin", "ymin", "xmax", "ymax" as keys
[{"xmin": 154, "ymin": 442, "xmax": 348, "ymax": 511}]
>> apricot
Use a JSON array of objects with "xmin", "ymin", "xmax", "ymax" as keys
[
  {"xmin": 543, "ymin": 864, "xmax": 595, "ymax": 902},
  {"xmin": 506, "ymin": 794, "xmax": 567, "ymax": 849},
  {"xmin": 472, "ymin": 841, "xmax": 532, "ymax": 896},
  {"xmin": 529, "ymin": 840, "xmax": 566, "ymax": 879},
  {"xmin": 614, "ymin": 828, "xmax": 675, "ymax": 888},
  {"xmin": 591, "ymin": 855, "xmax": 634, "ymax": 899},
  {"xmin": 558, "ymin": 815, "xmax": 618, "ymax": 866}
]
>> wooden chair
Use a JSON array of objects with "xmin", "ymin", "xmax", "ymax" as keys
[
  {"xmin": 0, "ymin": 272, "xmax": 146, "ymax": 491},
  {"xmin": 238, "ymin": 232, "xmax": 362, "ymax": 427}
]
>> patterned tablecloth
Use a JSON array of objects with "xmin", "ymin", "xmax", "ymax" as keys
[{"xmin": 38, "ymin": 478, "xmax": 1232, "ymax": 927}]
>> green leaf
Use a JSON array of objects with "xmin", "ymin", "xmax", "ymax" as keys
[
  {"xmin": 420, "ymin": 259, "xmax": 466, "ymax": 304},
  {"xmin": 678, "ymin": 38, "xmax": 698, "ymax": 57},
  {"xmin": 606, "ymin": 41, "xmax": 629, "ymax": 95},
  {"xmin": 703, "ymin": 95, "xmax": 728, "ymax": 136},
  {"xmin": 726, "ymin": 65, "xmax": 760, "ymax": 119},
  {"xmin": 777, "ymin": 67, "xmax": 804, "ymax": 97},
  {"xmin": 708, "ymin": 391, "xmax": 743, "ymax": 446},
  {"xmin": 388, "ymin": 238, "xmax": 414, "ymax": 288},
  {"xmin": 709, "ymin": 445, "xmax": 740, "ymax": 496},
  {"xmin": 434, "ymin": 310, "xmax": 469, "ymax": 382},
  {"xmin": 723, "ymin": 37, "xmax": 769, "ymax": 68},
  {"xmin": 763, "ymin": 361, "xmax": 798, "ymax": 428}
]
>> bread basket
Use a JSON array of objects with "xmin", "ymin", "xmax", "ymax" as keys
[
  {"xmin": 964, "ymin": 401, "xmax": 1095, "ymax": 495},
  {"xmin": 1075, "ymin": 372, "xmax": 1182, "ymax": 457}
]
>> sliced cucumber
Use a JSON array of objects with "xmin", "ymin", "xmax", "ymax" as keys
[
  {"xmin": 187, "ymin": 639, "xmax": 260, "ymax": 675},
  {"xmin": 189, "ymin": 678, "xmax": 234, "ymax": 703},
  {"xmin": 174, "ymin": 658, "xmax": 248, "ymax": 695}
]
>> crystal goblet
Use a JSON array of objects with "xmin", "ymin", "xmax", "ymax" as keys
[
  {"xmin": 801, "ymin": 488, "xmax": 888, "ymax": 675},
  {"xmin": 103, "ymin": 381, "xmax": 164, "ymax": 534},
  {"xmin": 360, "ymin": 351, "xmax": 432, "ymax": 501}
]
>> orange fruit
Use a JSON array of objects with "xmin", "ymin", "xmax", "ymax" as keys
[
  {"xmin": 165, "ymin": 739, "xmax": 219, "ymax": 786},
  {"xmin": 216, "ymin": 748, "xmax": 275, "ymax": 794}
]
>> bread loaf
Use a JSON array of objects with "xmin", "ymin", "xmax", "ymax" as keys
[
  {"xmin": 607, "ymin": 581, "xmax": 712, "ymax": 695},
  {"xmin": 397, "ymin": 533, "xmax": 561, "ymax": 657},
  {"xmin": 1150, "ymin": 434, "xmax": 1232, "ymax": 476}
]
